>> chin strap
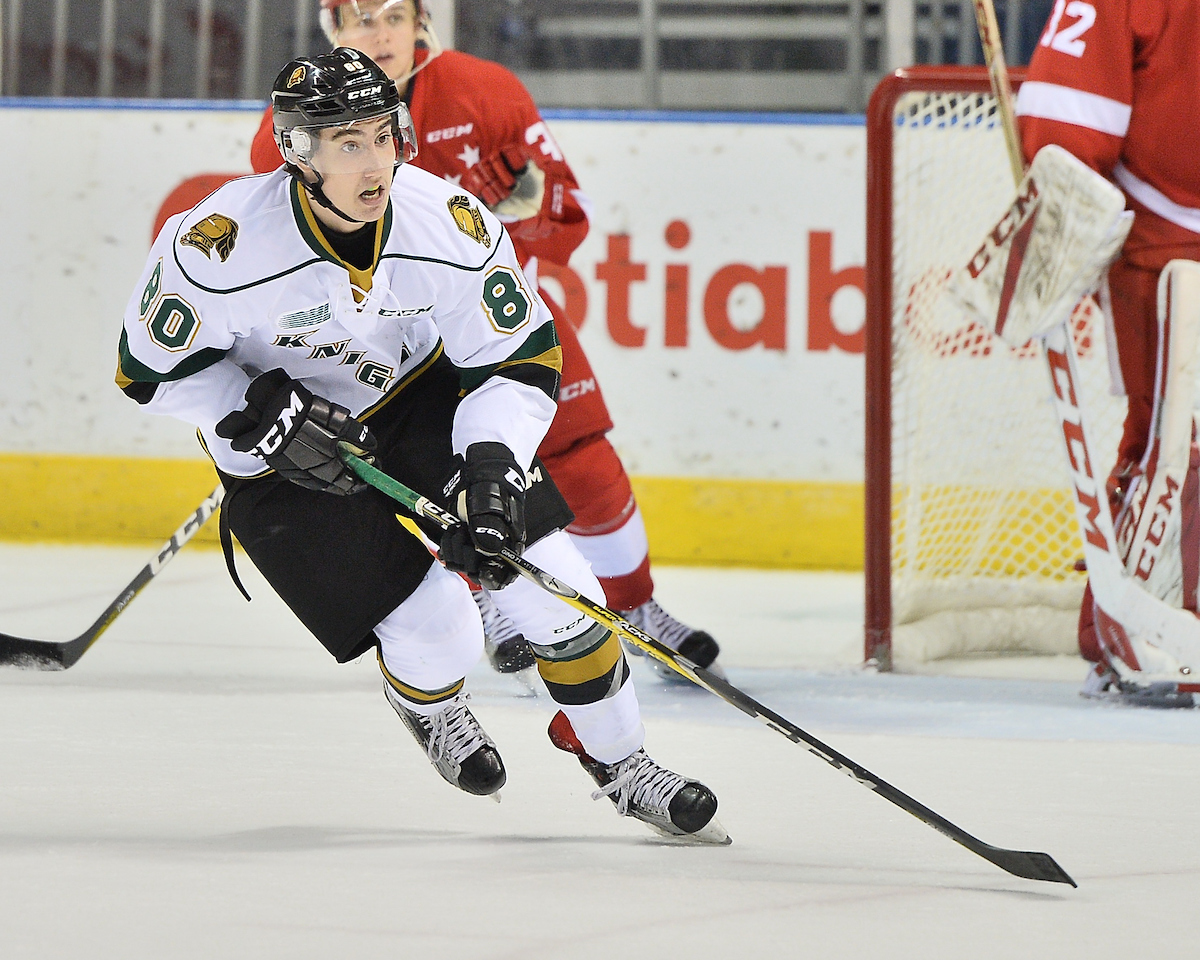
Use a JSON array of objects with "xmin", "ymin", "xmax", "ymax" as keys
[
  {"xmin": 285, "ymin": 163, "xmax": 367, "ymax": 226},
  {"xmin": 295, "ymin": 166, "xmax": 366, "ymax": 226}
]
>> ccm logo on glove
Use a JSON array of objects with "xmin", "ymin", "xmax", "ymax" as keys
[
  {"xmin": 215, "ymin": 368, "xmax": 377, "ymax": 496},
  {"xmin": 253, "ymin": 390, "xmax": 306, "ymax": 457}
]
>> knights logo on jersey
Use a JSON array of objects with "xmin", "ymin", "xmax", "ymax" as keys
[
  {"xmin": 286, "ymin": 66, "xmax": 306, "ymax": 88},
  {"xmin": 180, "ymin": 214, "xmax": 239, "ymax": 262},
  {"xmin": 447, "ymin": 195, "xmax": 491, "ymax": 248}
]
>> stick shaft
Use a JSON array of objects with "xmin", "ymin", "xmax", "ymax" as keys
[{"xmin": 972, "ymin": 0, "xmax": 1024, "ymax": 183}]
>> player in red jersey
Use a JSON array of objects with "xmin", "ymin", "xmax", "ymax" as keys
[
  {"xmin": 1017, "ymin": 0, "xmax": 1200, "ymax": 686},
  {"xmin": 250, "ymin": 0, "xmax": 722, "ymax": 682}
]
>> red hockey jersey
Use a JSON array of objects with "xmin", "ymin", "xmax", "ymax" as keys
[
  {"xmin": 1016, "ymin": 0, "xmax": 1200, "ymax": 268},
  {"xmin": 251, "ymin": 49, "xmax": 589, "ymax": 270}
]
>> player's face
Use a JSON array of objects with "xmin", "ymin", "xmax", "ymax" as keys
[
  {"xmin": 304, "ymin": 115, "xmax": 397, "ymax": 228},
  {"xmin": 332, "ymin": 0, "xmax": 419, "ymax": 83}
]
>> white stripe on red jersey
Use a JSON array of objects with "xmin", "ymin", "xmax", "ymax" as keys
[
  {"xmin": 1113, "ymin": 164, "xmax": 1200, "ymax": 237},
  {"xmin": 1015, "ymin": 81, "xmax": 1130, "ymax": 137}
]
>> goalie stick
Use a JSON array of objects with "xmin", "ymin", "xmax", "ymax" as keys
[
  {"xmin": 339, "ymin": 445, "xmax": 1077, "ymax": 887},
  {"xmin": 0, "ymin": 486, "xmax": 224, "ymax": 670},
  {"xmin": 971, "ymin": 0, "xmax": 1200, "ymax": 694}
]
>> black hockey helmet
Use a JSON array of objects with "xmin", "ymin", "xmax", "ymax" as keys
[{"xmin": 271, "ymin": 48, "xmax": 417, "ymax": 168}]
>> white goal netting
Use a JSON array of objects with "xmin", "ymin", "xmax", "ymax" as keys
[{"xmin": 884, "ymin": 82, "xmax": 1126, "ymax": 666}]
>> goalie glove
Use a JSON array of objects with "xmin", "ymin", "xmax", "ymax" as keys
[
  {"xmin": 461, "ymin": 143, "xmax": 546, "ymax": 220},
  {"xmin": 439, "ymin": 442, "xmax": 527, "ymax": 591},
  {"xmin": 215, "ymin": 368, "xmax": 377, "ymax": 495}
]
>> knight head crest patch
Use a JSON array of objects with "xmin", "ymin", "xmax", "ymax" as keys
[
  {"xmin": 180, "ymin": 214, "xmax": 239, "ymax": 262},
  {"xmin": 287, "ymin": 66, "xmax": 306, "ymax": 88},
  {"xmin": 447, "ymin": 195, "xmax": 491, "ymax": 248}
]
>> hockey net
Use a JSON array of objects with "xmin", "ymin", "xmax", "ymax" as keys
[{"xmin": 864, "ymin": 67, "xmax": 1126, "ymax": 670}]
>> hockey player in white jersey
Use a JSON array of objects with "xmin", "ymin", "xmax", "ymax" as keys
[{"xmin": 115, "ymin": 49, "xmax": 727, "ymax": 843}]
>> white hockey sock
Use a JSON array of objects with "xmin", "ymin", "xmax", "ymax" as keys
[
  {"xmin": 568, "ymin": 506, "xmax": 650, "ymax": 578},
  {"xmin": 375, "ymin": 563, "xmax": 483, "ymax": 715},
  {"xmin": 558, "ymin": 680, "xmax": 645, "ymax": 765}
]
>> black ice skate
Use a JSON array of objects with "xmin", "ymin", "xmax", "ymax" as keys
[
  {"xmin": 384, "ymin": 684, "xmax": 507, "ymax": 797},
  {"xmin": 548, "ymin": 711, "xmax": 730, "ymax": 844},
  {"xmin": 473, "ymin": 588, "xmax": 536, "ymax": 674},
  {"xmin": 623, "ymin": 598, "xmax": 723, "ymax": 684}
]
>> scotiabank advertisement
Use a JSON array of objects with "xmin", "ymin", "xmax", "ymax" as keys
[
  {"xmin": 551, "ymin": 115, "xmax": 866, "ymax": 484},
  {"xmin": 0, "ymin": 103, "xmax": 866, "ymax": 487}
]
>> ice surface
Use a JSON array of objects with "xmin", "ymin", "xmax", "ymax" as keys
[{"xmin": 2, "ymin": 544, "xmax": 1199, "ymax": 959}]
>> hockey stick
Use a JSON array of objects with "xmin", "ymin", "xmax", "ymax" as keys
[
  {"xmin": 0, "ymin": 486, "xmax": 224, "ymax": 670},
  {"xmin": 339, "ymin": 445, "xmax": 1076, "ymax": 886}
]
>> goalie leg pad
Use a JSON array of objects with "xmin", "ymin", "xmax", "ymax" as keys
[
  {"xmin": 1044, "ymin": 319, "xmax": 1200, "ymax": 697},
  {"xmin": 1114, "ymin": 260, "xmax": 1200, "ymax": 611}
]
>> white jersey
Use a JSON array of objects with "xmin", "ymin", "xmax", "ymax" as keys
[{"xmin": 118, "ymin": 166, "xmax": 561, "ymax": 478}]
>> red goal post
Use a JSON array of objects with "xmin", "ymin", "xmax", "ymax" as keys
[{"xmin": 864, "ymin": 66, "xmax": 1126, "ymax": 671}]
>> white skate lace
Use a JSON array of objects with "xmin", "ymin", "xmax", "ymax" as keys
[
  {"xmin": 473, "ymin": 589, "xmax": 524, "ymax": 649},
  {"xmin": 626, "ymin": 599, "xmax": 695, "ymax": 652},
  {"xmin": 592, "ymin": 750, "xmax": 686, "ymax": 818},
  {"xmin": 426, "ymin": 695, "xmax": 489, "ymax": 765}
]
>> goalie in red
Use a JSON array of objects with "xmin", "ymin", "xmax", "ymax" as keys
[
  {"xmin": 249, "ymin": 0, "xmax": 723, "ymax": 683},
  {"xmin": 1017, "ymin": 0, "xmax": 1200, "ymax": 702}
]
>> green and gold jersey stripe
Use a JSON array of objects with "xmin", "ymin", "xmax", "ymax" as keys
[
  {"xmin": 458, "ymin": 321, "xmax": 562, "ymax": 397},
  {"xmin": 290, "ymin": 180, "xmax": 392, "ymax": 303}
]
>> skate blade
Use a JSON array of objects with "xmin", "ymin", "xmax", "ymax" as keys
[{"xmin": 646, "ymin": 816, "xmax": 732, "ymax": 846}]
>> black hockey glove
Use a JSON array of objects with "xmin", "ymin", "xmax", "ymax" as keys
[
  {"xmin": 439, "ymin": 442, "xmax": 527, "ymax": 591},
  {"xmin": 214, "ymin": 368, "xmax": 377, "ymax": 496}
]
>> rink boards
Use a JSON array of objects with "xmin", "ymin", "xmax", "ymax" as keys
[{"xmin": 0, "ymin": 100, "xmax": 867, "ymax": 567}]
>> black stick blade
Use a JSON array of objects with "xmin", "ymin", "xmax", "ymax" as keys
[
  {"xmin": 0, "ymin": 635, "xmax": 67, "ymax": 670},
  {"xmin": 985, "ymin": 847, "xmax": 1077, "ymax": 887}
]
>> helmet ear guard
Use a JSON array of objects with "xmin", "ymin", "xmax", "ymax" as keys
[
  {"xmin": 394, "ymin": 102, "xmax": 418, "ymax": 162},
  {"xmin": 280, "ymin": 127, "xmax": 315, "ymax": 165}
]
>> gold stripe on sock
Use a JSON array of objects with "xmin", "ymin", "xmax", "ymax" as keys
[
  {"xmin": 534, "ymin": 630, "xmax": 623, "ymax": 686},
  {"xmin": 378, "ymin": 651, "xmax": 464, "ymax": 705}
]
